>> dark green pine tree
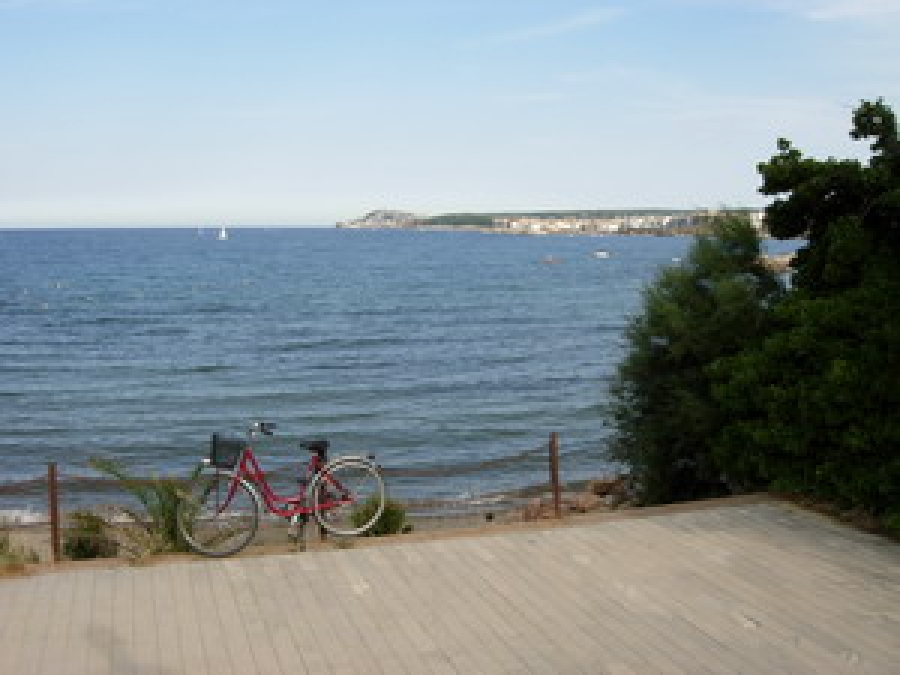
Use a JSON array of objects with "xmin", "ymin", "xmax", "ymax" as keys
[
  {"xmin": 609, "ymin": 216, "xmax": 782, "ymax": 504},
  {"xmin": 711, "ymin": 99, "xmax": 900, "ymax": 527}
]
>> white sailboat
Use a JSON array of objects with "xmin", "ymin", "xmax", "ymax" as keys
[{"xmin": 217, "ymin": 227, "xmax": 228, "ymax": 241}]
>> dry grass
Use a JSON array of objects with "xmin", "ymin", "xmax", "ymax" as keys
[{"xmin": 0, "ymin": 522, "xmax": 41, "ymax": 576}]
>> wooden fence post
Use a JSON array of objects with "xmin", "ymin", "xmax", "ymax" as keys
[
  {"xmin": 48, "ymin": 462, "xmax": 61, "ymax": 563},
  {"xmin": 549, "ymin": 432, "xmax": 562, "ymax": 519}
]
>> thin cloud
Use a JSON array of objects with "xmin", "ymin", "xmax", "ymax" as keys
[
  {"xmin": 655, "ymin": 0, "xmax": 899, "ymax": 23},
  {"xmin": 803, "ymin": 0, "xmax": 900, "ymax": 21},
  {"xmin": 484, "ymin": 6, "xmax": 625, "ymax": 45}
]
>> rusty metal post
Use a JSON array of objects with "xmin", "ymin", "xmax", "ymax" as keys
[
  {"xmin": 48, "ymin": 462, "xmax": 61, "ymax": 563},
  {"xmin": 549, "ymin": 432, "xmax": 562, "ymax": 519}
]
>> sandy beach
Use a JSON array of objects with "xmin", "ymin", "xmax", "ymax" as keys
[{"xmin": 2, "ymin": 494, "xmax": 785, "ymax": 577}]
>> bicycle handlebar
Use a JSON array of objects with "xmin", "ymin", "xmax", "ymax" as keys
[
  {"xmin": 250, "ymin": 421, "xmax": 276, "ymax": 436},
  {"xmin": 248, "ymin": 421, "xmax": 331, "ymax": 455}
]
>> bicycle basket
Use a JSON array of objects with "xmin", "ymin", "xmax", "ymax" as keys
[{"xmin": 210, "ymin": 434, "xmax": 245, "ymax": 469}]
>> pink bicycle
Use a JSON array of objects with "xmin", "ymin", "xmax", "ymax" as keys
[{"xmin": 177, "ymin": 421, "xmax": 385, "ymax": 557}]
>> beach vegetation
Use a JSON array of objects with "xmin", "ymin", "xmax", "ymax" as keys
[
  {"xmin": 63, "ymin": 510, "xmax": 119, "ymax": 560},
  {"xmin": 88, "ymin": 457, "xmax": 199, "ymax": 558},
  {"xmin": 352, "ymin": 496, "xmax": 410, "ymax": 536},
  {"xmin": 0, "ymin": 522, "xmax": 40, "ymax": 572}
]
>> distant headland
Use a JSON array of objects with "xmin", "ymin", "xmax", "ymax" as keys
[{"xmin": 336, "ymin": 208, "xmax": 767, "ymax": 237}]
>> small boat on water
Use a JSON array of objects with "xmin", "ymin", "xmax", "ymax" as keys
[
  {"xmin": 217, "ymin": 227, "xmax": 229, "ymax": 241},
  {"xmin": 592, "ymin": 250, "xmax": 610, "ymax": 259},
  {"xmin": 541, "ymin": 256, "xmax": 562, "ymax": 265}
]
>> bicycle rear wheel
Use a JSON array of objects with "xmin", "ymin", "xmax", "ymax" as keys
[
  {"xmin": 177, "ymin": 473, "xmax": 260, "ymax": 557},
  {"xmin": 311, "ymin": 458, "xmax": 385, "ymax": 536}
]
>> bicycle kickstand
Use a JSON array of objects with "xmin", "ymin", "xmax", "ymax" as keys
[{"xmin": 288, "ymin": 514, "xmax": 308, "ymax": 548}]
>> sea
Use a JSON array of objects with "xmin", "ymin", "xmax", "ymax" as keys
[{"xmin": 0, "ymin": 227, "xmax": 801, "ymax": 521}]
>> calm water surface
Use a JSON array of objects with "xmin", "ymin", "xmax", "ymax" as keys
[{"xmin": 0, "ymin": 228, "xmax": 799, "ymax": 516}]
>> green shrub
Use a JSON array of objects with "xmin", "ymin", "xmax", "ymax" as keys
[
  {"xmin": 352, "ymin": 497, "xmax": 409, "ymax": 536},
  {"xmin": 884, "ymin": 511, "xmax": 900, "ymax": 534},
  {"xmin": 63, "ymin": 510, "xmax": 119, "ymax": 560}
]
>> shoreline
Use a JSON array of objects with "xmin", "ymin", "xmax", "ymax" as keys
[
  {"xmin": 2, "ymin": 494, "xmax": 766, "ymax": 576},
  {"xmin": 1, "ymin": 476, "xmax": 633, "ymax": 570},
  {"xmin": 5, "ymin": 492, "xmax": 895, "ymax": 579}
]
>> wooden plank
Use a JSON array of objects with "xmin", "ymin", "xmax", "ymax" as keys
[
  {"xmin": 3, "ymin": 573, "xmax": 49, "ymax": 675},
  {"xmin": 207, "ymin": 561, "xmax": 261, "ymax": 674},
  {"xmin": 0, "ymin": 501, "xmax": 896, "ymax": 674},
  {"xmin": 555, "ymin": 525, "xmax": 762, "ymax": 675},
  {"xmin": 499, "ymin": 526, "xmax": 717, "ymax": 674},
  {"xmin": 651, "ymin": 507, "xmax": 900, "ymax": 669},
  {"xmin": 110, "ymin": 567, "xmax": 136, "ymax": 675},
  {"xmin": 221, "ymin": 557, "xmax": 284, "ymax": 675},
  {"xmin": 0, "ymin": 571, "xmax": 34, "ymax": 673},
  {"xmin": 357, "ymin": 542, "xmax": 471, "ymax": 674},
  {"xmin": 189, "ymin": 558, "xmax": 236, "ymax": 675},
  {"xmin": 594, "ymin": 510, "xmax": 896, "ymax": 672},
  {"xmin": 321, "ymin": 547, "xmax": 410, "ymax": 675},
  {"xmin": 572, "ymin": 516, "xmax": 828, "ymax": 672},
  {"xmin": 416, "ymin": 535, "xmax": 563, "ymax": 674},
  {"xmin": 466, "ymin": 530, "xmax": 684, "ymax": 674},
  {"xmin": 280, "ymin": 550, "xmax": 379, "ymax": 674},
  {"xmin": 240, "ymin": 554, "xmax": 311, "ymax": 675},
  {"xmin": 644, "ymin": 507, "xmax": 894, "ymax": 647},
  {"xmin": 432, "ymin": 534, "xmax": 594, "ymax": 673},
  {"xmin": 352, "ymin": 544, "xmax": 456, "ymax": 675},
  {"xmin": 86, "ymin": 568, "xmax": 116, "ymax": 675},
  {"xmin": 132, "ymin": 564, "xmax": 161, "ymax": 674},
  {"xmin": 24, "ymin": 571, "xmax": 60, "ymax": 674},
  {"xmin": 62, "ymin": 569, "xmax": 95, "ymax": 675},
  {"xmin": 361, "ymin": 542, "xmax": 492, "ymax": 673},
  {"xmin": 169, "ymin": 562, "xmax": 210, "ymax": 675},
  {"xmin": 559, "ymin": 521, "xmax": 779, "ymax": 673},
  {"xmin": 265, "ymin": 554, "xmax": 332, "ymax": 673},
  {"xmin": 150, "ymin": 564, "xmax": 186, "ymax": 674},
  {"xmin": 393, "ymin": 538, "xmax": 526, "ymax": 674}
]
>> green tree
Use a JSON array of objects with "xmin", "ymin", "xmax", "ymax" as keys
[
  {"xmin": 760, "ymin": 98, "xmax": 899, "ymax": 289},
  {"xmin": 712, "ymin": 99, "xmax": 900, "ymax": 526},
  {"xmin": 609, "ymin": 216, "xmax": 782, "ymax": 504}
]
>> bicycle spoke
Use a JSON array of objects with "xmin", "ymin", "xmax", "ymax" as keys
[
  {"xmin": 177, "ymin": 473, "xmax": 260, "ymax": 557},
  {"xmin": 312, "ymin": 459, "xmax": 384, "ymax": 536}
]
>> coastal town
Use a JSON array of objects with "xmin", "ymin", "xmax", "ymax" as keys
[{"xmin": 337, "ymin": 208, "xmax": 768, "ymax": 236}]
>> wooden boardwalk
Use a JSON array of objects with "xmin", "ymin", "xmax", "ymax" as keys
[{"xmin": 1, "ymin": 499, "xmax": 898, "ymax": 674}]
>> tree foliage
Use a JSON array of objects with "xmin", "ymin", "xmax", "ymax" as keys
[
  {"xmin": 609, "ymin": 216, "xmax": 782, "ymax": 504},
  {"xmin": 609, "ymin": 99, "xmax": 900, "ymax": 528},
  {"xmin": 711, "ymin": 99, "xmax": 900, "ymax": 523}
]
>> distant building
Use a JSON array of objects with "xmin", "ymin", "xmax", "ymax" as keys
[{"xmin": 338, "ymin": 208, "xmax": 769, "ymax": 236}]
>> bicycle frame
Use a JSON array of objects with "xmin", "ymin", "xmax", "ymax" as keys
[{"xmin": 219, "ymin": 445, "xmax": 351, "ymax": 519}]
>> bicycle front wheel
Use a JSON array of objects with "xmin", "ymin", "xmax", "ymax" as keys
[
  {"xmin": 311, "ymin": 458, "xmax": 385, "ymax": 536},
  {"xmin": 177, "ymin": 473, "xmax": 260, "ymax": 557}
]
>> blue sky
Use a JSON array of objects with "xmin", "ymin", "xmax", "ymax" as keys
[{"xmin": 1, "ymin": 0, "xmax": 898, "ymax": 226}]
